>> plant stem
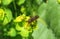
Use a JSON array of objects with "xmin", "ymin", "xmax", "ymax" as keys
[
  {"xmin": 13, "ymin": 0, "xmax": 16, "ymax": 11},
  {"xmin": 13, "ymin": 0, "xmax": 17, "ymax": 17}
]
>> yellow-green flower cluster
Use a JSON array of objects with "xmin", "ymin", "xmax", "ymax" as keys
[
  {"xmin": 13, "ymin": 14, "xmax": 38, "ymax": 37},
  {"xmin": 0, "ymin": 8, "xmax": 5, "ymax": 21},
  {"xmin": 7, "ymin": 28, "xmax": 16, "ymax": 37},
  {"xmin": 14, "ymin": 14, "xmax": 26, "ymax": 22},
  {"xmin": 21, "ymin": 6, "xmax": 26, "ymax": 13}
]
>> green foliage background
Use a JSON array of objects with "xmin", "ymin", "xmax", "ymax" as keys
[{"xmin": 0, "ymin": 0, "xmax": 60, "ymax": 39}]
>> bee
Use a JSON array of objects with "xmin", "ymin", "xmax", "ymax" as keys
[{"xmin": 28, "ymin": 15, "xmax": 39, "ymax": 23}]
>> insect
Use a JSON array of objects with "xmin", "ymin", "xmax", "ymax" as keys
[
  {"xmin": 27, "ymin": 15, "xmax": 39, "ymax": 23},
  {"xmin": 24, "ymin": 15, "xmax": 39, "ymax": 29}
]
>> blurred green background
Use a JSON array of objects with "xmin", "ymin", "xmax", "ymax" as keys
[{"xmin": 0, "ymin": 0, "xmax": 60, "ymax": 39}]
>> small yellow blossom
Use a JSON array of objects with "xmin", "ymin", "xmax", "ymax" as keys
[
  {"xmin": 14, "ymin": 14, "xmax": 25, "ymax": 22},
  {"xmin": 7, "ymin": 28, "xmax": 16, "ymax": 37},
  {"xmin": 25, "ymin": 16, "xmax": 30, "ymax": 21},
  {"xmin": 15, "ymin": 23, "xmax": 23, "ymax": 31},
  {"xmin": 0, "ymin": 8, "xmax": 5, "ymax": 20},
  {"xmin": 18, "ymin": 28, "xmax": 29, "ymax": 37},
  {"xmin": 23, "ymin": 22, "xmax": 30, "ymax": 30},
  {"xmin": 21, "ymin": 6, "xmax": 26, "ymax": 13}
]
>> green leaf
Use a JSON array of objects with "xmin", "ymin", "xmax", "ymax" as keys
[
  {"xmin": 47, "ymin": 29, "xmax": 57, "ymax": 39},
  {"xmin": 3, "ymin": 8, "xmax": 13, "ymax": 25},
  {"xmin": 32, "ymin": 18, "xmax": 56, "ymax": 39},
  {"xmin": 2, "ymin": 0, "xmax": 13, "ymax": 5},
  {"xmin": 46, "ymin": 0, "xmax": 60, "ymax": 38},
  {"xmin": 38, "ymin": 3, "xmax": 47, "ymax": 20},
  {"xmin": 17, "ymin": 0, "xmax": 25, "ymax": 6}
]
